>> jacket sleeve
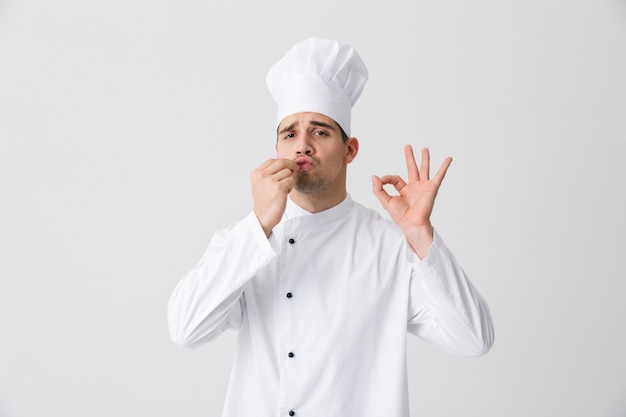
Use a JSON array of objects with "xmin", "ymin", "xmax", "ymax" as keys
[
  {"xmin": 167, "ymin": 212, "xmax": 277, "ymax": 348},
  {"xmin": 406, "ymin": 232, "xmax": 495, "ymax": 357}
]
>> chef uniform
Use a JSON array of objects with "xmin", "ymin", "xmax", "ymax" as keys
[{"xmin": 168, "ymin": 38, "xmax": 494, "ymax": 417}]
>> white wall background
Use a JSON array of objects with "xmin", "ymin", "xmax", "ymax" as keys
[{"xmin": 1, "ymin": 0, "xmax": 625, "ymax": 416}]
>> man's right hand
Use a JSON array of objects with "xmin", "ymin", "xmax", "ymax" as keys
[{"xmin": 251, "ymin": 158, "xmax": 299, "ymax": 237}]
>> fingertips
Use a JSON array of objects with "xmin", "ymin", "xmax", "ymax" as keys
[
  {"xmin": 379, "ymin": 175, "xmax": 405, "ymax": 185},
  {"xmin": 379, "ymin": 175, "xmax": 395, "ymax": 183},
  {"xmin": 281, "ymin": 158, "xmax": 300, "ymax": 171}
]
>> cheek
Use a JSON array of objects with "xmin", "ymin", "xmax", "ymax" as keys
[
  {"xmin": 327, "ymin": 152, "xmax": 346, "ymax": 172},
  {"xmin": 275, "ymin": 142, "xmax": 289, "ymax": 158}
]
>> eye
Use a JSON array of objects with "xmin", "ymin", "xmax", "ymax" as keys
[
  {"xmin": 284, "ymin": 132, "xmax": 295, "ymax": 139},
  {"xmin": 314, "ymin": 130, "xmax": 328, "ymax": 136}
]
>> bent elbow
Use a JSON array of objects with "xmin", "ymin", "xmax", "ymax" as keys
[
  {"xmin": 168, "ymin": 318, "xmax": 197, "ymax": 349},
  {"xmin": 169, "ymin": 327, "xmax": 199, "ymax": 349},
  {"xmin": 167, "ymin": 308, "xmax": 226, "ymax": 349},
  {"xmin": 167, "ymin": 306, "xmax": 204, "ymax": 349},
  {"xmin": 463, "ymin": 339, "xmax": 493, "ymax": 358},
  {"xmin": 168, "ymin": 320, "xmax": 219, "ymax": 349},
  {"xmin": 462, "ymin": 323, "xmax": 495, "ymax": 358}
]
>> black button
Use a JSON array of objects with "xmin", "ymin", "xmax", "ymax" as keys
[
  {"xmin": 288, "ymin": 238, "xmax": 295, "ymax": 244},
  {"xmin": 286, "ymin": 292, "xmax": 293, "ymax": 298},
  {"xmin": 288, "ymin": 352, "xmax": 294, "ymax": 358},
  {"xmin": 289, "ymin": 411, "xmax": 295, "ymax": 416}
]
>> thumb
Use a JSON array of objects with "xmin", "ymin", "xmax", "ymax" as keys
[{"xmin": 372, "ymin": 175, "xmax": 391, "ymax": 208}]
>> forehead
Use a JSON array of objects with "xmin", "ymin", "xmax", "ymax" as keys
[{"xmin": 278, "ymin": 112, "xmax": 338, "ymax": 131}]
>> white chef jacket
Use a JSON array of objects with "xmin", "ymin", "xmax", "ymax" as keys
[{"xmin": 168, "ymin": 194, "xmax": 494, "ymax": 417}]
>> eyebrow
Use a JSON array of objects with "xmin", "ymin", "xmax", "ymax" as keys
[
  {"xmin": 310, "ymin": 120, "xmax": 337, "ymax": 131},
  {"xmin": 277, "ymin": 119, "xmax": 338, "ymax": 136},
  {"xmin": 278, "ymin": 122, "xmax": 297, "ymax": 135}
]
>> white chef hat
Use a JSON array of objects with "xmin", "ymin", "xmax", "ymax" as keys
[{"xmin": 266, "ymin": 37, "xmax": 368, "ymax": 137}]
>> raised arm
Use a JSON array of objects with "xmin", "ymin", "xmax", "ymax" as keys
[
  {"xmin": 374, "ymin": 145, "xmax": 493, "ymax": 356},
  {"xmin": 168, "ymin": 157, "xmax": 297, "ymax": 347}
]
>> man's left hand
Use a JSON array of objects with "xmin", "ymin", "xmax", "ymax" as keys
[{"xmin": 372, "ymin": 145, "xmax": 452, "ymax": 259}]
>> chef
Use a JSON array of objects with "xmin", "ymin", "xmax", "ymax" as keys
[{"xmin": 168, "ymin": 37, "xmax": 494, "ymax": 417}]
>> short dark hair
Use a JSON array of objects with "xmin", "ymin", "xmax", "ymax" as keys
[{"xmin": 337, "ymin": 123, "xmax": 349, "ymax": 144}]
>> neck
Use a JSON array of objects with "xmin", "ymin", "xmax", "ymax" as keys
[{"xmin": 289, "ymin": 188, "xmax": 347, "ymax": 213}]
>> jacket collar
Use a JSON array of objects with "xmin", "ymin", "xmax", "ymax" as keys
[{"xmin": 283, "ymin": 194, "xmax": 354, "ymax": 230}]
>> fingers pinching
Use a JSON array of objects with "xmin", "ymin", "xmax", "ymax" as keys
[
  {"xmin": 380, "ymin": 175, "xmax": 407, "ymax": 192},
  {"xmin": 271, "ymin": 158, "xmax": 298, "ymax": 173},
  {"xmin": 371, "ymin": 175, "xmax": 391, "ymax": 206}
]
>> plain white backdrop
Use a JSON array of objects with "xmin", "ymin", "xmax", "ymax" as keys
[{"xmin": 1, "ymin": 0, "xmax": 625, "ymax": 416}]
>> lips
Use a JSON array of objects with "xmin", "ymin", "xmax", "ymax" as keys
[{"xmin": 294, "ymin": 156, "xmax": 314, "ymax": 171}]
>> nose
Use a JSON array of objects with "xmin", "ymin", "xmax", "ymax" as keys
[{"xmin": 295, "ymin": 135, "xmax": 313, "ymax": 156}]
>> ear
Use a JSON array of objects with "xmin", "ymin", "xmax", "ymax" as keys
[{"xmin": 344, "ymin": 137, "xmax": 359, "ymax": 164}]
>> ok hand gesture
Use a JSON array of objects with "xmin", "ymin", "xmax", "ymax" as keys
[{"xmin": 372, "ymin": 145, "xmax": 452, "ymax": 259}]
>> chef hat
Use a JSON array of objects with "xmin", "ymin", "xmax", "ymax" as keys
[{"xmin": 266, "ymin": 37, "xmax": 368, "ymax": 137}]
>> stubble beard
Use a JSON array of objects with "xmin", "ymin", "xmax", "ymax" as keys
[{"xmin": 293, "ymin": 171, "xmax": 331, "ymax": 195}]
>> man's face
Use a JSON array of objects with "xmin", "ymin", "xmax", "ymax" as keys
[{"xmin": 276, "ymin": 112, "xmax": 358, "ymax": 195}]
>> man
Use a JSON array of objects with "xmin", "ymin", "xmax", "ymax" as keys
[{"xmin": 168, "ymin": 37, "xmax": 494, "ymax": 417}]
